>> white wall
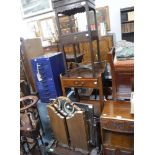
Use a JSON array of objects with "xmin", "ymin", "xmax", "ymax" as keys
[{"xmin": 96, "ymin": 0, "xmax": 134, "ymax": 42}]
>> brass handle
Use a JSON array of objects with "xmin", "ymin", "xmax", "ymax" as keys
[{"xmin": 74, "ymin": 81, "xmax": 85, "ymax": 86}]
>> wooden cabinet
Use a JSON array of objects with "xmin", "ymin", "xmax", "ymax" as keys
[
  {"xmin": 120, "ymin": 7, "xmax": 134, "ymax": 42},
  {"xmin": 100, "ymin": 100, "xmax": 134, "ymax": 155}
]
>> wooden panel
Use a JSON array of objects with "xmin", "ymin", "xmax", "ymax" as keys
[
  {"xmin": 102, "ymin": 130, "xmax": 134, "ymax": 149},
  {"xmin": 21, "ymin": 38, "xmax": 44, "ymax": 92},
  {"xmin": 61, "ymin": 78, "xmax": 98, "ymax": 88},
  {"xmin": 120, "ymin": 150, "xmax": 133, "ymax": 155},
  {"xmin": 103, "ymin": 146, "xmax": 134, "ymax": 155},
  {"xmin": 43, "ymin": 35, "xmax": 113, "ymax": 64},
  {"xmin": 47, "ymin": 105, "xmax": 69, "ymax": 146},
  {"xmin": 103, "ymin": 147, "xmax": 116, "ymax": 155},
  {"xmin": 99, "ymin": 35, "xmax": 113, "ymax": 60},
  {"xmin": 66, "ymin": 111, "xmax": 88, "ymax": 151}
]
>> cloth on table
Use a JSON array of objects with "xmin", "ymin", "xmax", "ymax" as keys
[{"xmin": 115, "ymin": 40, "xmax": 134, "ymax": 60}]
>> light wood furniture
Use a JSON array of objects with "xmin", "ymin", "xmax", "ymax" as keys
[
  {"xmin": 47, "ymin": 97, "xmax": 89, "ymax": 153},
  {"xmin": 60, "ymin": 62, "xmax": 106, "ymax": 116},
  {"xmin": 47, "ymin": 105, "xmax": 69, "ymax": 146},
  {"xmin": 107, "ymin": 47, "xmax": 134, "ymax": 100},
  {"xmin": 66, "ymin": 111, "xmax": 88, "ymax": 151},
  {"xmin": 20, "ymin": 38, "xmax": 44, "ymax": 92},
  {"xmin": 100, "ymin": 100, "xmax": 134, "ymax": 155}
]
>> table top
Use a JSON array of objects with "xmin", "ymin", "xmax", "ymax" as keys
[
  {"xmin": 100, "ymin": 100, "xmax": 134, "ymax": 133},
  {"xmin": 62, "ymin": 61, "xmax": 106, "ymax": 78},
  {"xmin": 101, "ymin": 100, "xmax": 134, "ymax": 121}
]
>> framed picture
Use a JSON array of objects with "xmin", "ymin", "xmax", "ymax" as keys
[
  {"xmin": 20, "ymin": 0, "xmax": 53, "ymax": 18},
  {"xmin": 39, "ymin": 17, "xmax": 58, "ymax": 42},
  {"xmin": 96, "ymin": 6, "xmax": 111, "ymax": 31},
  {"xmin": 89, "ymin": 6, "xmax": 110, "ymax": 31},
  {"xmin": 27, "ymin": 21, "xmax": 40, "ymax": 37}
]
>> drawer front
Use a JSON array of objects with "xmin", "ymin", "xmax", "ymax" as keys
[
  {"xmin": 100, "ymin": 118, "xmax": 134, "ymax": 133},
  {"xmin": 103, "ymin": 146, "xmax": 134, "ymax": 155},
  {"xmin": 62, "ymin": 78, "xmax": 98, "ymax": 88}
]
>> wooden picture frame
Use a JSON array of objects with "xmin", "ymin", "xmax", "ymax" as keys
[
  {"xmin": 27, "ymin": 21, "xmax": 40, "ymax": 38},
  {"xmin": 20, "ymin": 0, "xmax": 53, "ymax": 18},
  {"xmin": 39, "ymin": 17, "xmax": 58, "ymax": 42},
  {"xmin": 96, "ymin": 6, "xmax": 111, "ymax": 31}
]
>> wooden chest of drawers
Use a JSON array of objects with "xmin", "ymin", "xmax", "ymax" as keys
[{"xmin": 100, "ymin": 100, "xmax": 134, "ymax": 155}]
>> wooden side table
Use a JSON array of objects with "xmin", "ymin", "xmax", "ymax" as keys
[
  {"xmin": 100, "ymin": 100, "xmax": 134, "ymax": 155},
  {"xmin": 60, "ymin": 61, "xmax": 106, "ymax": 116}
]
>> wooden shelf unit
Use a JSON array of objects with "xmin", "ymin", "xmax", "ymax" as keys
[{"xmin": 120, "ymin": 6, "xmax": 134, "ymax": 42}]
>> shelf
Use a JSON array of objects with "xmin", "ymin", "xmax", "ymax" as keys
[
  {"xmin": 61, "ymin": 27, "xmax": 77, "ymax": 30},
  {"xmin": 60, "ymin": 30, "xmax": 98, "ymax": 44},
  {"xmin": 59, "ymin": 19, "xmax": 76, "ymax": 23},
  {"xmin": 120, "ymin": 6, "xmax": 134, "ymax": 42},
  {"xmin": 122, "ymin": 32, "xmax": 134, "ymax": 34},
  {"xmin": 120, "ymin": 6, "xmax": 134, "ymax": 12},
  {"xmin": 121, "ymin": 20, "xmax": 134, "ymax": 24},
  {"xmin": 53, "ymin": 0, "xmax": 95, "ymax": 16},
  {"xmin": 63, "ymin": 61, "xmax": 106, "ymax": 78}
]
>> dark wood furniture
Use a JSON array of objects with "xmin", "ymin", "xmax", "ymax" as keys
[
  {"xmin": 60, "ymin": 62, "xmax": 106, "ymax": 116},
  {"xmin": 20, "ymin": 96, "xmax": 44, "ymax": 154},
  {"xmin": 107, "ymin": 47, "xmax": 134, "ymax": 100},
  {"xmin": 53, "ymin": 0, "xmax": 101, "ymax": 76},
  {"xmin": 100, "ymin": 100, "xmax": 134, "ymax": 155},
  {"xmin": 43, "ymin": 35, "xmax": 113, "ymax": 63},
  {"xmin": 120, "ymin": 7, "xmax": 134, "ymax": 42}
]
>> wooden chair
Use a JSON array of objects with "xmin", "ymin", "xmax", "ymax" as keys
[{"xmin": 107, "ymin": 47, "xmax": 134, "ymax": 100}]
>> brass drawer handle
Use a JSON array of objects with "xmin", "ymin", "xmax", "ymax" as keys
[
  {"xmin": 74, "ymin": 81, "xmax": 85, "ymax": 86},
  {"xmin": 94, "ymin": 82, "xmax": 97, "ymax": 85}
]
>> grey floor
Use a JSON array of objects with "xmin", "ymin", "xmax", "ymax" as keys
[{"xmin": 37, "ymin": 100, "xmax": 54, "ymax": 143}]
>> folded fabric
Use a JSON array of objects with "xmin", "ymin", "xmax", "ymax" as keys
[
  {"xmin": 116, "ymin": 47, "xmax": 134, "ymax": 59},
  {"xmin": 115, "ymin": 40, "xmax": 134, "ymax": 59}
]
